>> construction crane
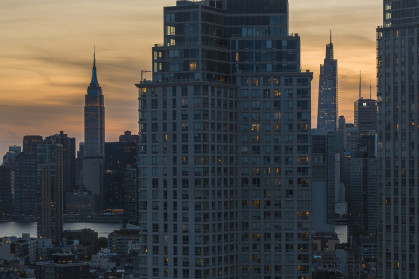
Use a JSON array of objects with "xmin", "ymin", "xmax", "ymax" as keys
[{"xmin": 141, "ymin": 70, "xmax": 151, "ymax": 81}]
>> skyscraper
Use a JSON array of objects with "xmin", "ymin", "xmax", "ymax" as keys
[
  {"xmin": 37, "ymin": 143, "xmax": 64, "ymax": 244},
  {"xmin": 377, "ymin": 0, "xmax": 419, "ymax": 277},
  {"xmin": 14, "ymin": 135, "xmax": 42, "ymax": 217},
  {"xmin": 0, "ymin": 166, "xmax": 13, "ymax": 216},
  {"xmin": 45, "ymin": 131, "xmax": 76, "ymax": 212},
  {"xmin": 83, "ymin": 50, "xmax": 105, "ymax": 209},
  {"xmin": 354, "ymin": 98, "xmax": 377, "ymax": 137},
  {"xmin": 317, "ymin": 33, "xmax": 338, "ymax": 131},
  {"xmin": 136, "ymin": 0, "xmax": 312, "ymax": 278}
]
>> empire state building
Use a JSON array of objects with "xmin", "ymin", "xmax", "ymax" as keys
[{"xmin": 83, "ymin": 50, "xmax": 105, "ymax": 207}]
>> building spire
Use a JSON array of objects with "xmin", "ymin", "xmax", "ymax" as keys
[
  {"xmin": 91, "ymin": 47, "xmax": 99, "ymax": 86},
  {"xmin": 370, "ymin": 80, "xmax": 372, "ymax": 99},
  {"xmin": 359, "ymin": 71, "xmax": 362, "ymax": 99},
  {"xmin": 330, "ymin": 29, "xmax": 332, "ymax": 44}
]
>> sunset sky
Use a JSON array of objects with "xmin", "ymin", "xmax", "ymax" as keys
[{"xmin": 0, "ymin": 0, "xmax": 382, "ymax": 156}]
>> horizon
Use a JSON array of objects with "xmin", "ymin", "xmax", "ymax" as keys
[{"xmin": 0, "ymin": 0, "xmax": 381, "ymax": 156}]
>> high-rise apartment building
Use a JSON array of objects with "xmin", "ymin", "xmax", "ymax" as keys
[
  {"xmin": 136, "ymin": 1, "xmax": 312, "ymax": 278},
  {"xmin": 37, "ymin": 143, "xmax": 64, "ymax": 244},
  {"xmin": 83, "ymin": 51, "xmax": 105, "ymax": 208},
  {"xmin": 377, "ymin": 0, "xmax": 419, "ymax": 277},
  {"xmin": 317, "ymin": 34, "xmax": 338, "ymax": 131}
]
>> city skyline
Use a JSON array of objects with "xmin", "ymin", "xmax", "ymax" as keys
[{"xmin": 0, "ymin": 0, "xmax": 381, "ymax": 155}]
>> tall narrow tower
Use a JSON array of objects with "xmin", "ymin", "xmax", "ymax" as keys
[
  {"xmin": 377, "ymin": 0, "xmax": 419, "ymax": 277},
  {"xmin": 317, "ymin": 32, "xmax": 338, "ymax": 131},
  {"xmin": 83, "ymin": 50, "xmax": 105, "ymax": 208}
]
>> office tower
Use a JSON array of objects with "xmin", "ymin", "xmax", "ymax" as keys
[
  {"xmin": 2, "ymin": 146, "xmax": 21, "ymax": 167},
  {"xmin": 347, "ymin": 157, "xmax": 377, "ymax": 258},
  {"xmin": 45, "ymin": 131, "xmax": 76, "ymax": 213},
  {"xmin": 104, "ymin": 141, "xmax": 137, "ymax": 209},
  {"xmin": 345, "ymin": 124, "xmax": 358, "ymax": 157},
  {"xmin": 377, "ymin": 0, "xmax": 419, "ymax": 277},
  {"xmin": 0, "ymin": 166, "xmax": 13, "ymax": 216},
  {"xmin": 317, "ymin": 33, "xmax": 338, "ymax": 131},
  {"xmin": 83, "ymin": 50, "xmax": 105, "ymax": 208},
  {"xmin": 136, "ymin": 1, "xmax": 312, "ymax": 278},
  {"xmin": 338, "ymin": 116, "xmax": 346, "ymax": 148},
  {"xmin": 119, "ymin": 130, "xmax": 139, "ymax": 143},
  {"xmin": 14, "ymin": 136, "xmax": 42, "ymax": 217},
  {"xmin": 354, "ymin": 98, "xmax": 377, "ymax": 136},
  {"xmin": 311, "ymin": 133, "xmax": 336, "ymax": 233},
  {"xmin": 37, "ymin": 143, "xmax": 64, "ymax": 244},
  {"xmin": 23, "ymin": 135, "xmax": 43, "ymax": 154}
]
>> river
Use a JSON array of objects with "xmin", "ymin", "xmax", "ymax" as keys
[{"xmin": 0, "ymin": 222, "xmax": 121, "ymax": 238}]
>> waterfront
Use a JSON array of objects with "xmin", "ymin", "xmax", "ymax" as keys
[{"xmin": 0, "ymin": 222, "xmax": 121, "ymax": 238}]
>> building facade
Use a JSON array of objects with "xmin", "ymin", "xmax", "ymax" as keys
[
  {"xmin": 354, "ymin": 98, "xmax": 377, "ymax": 136},
  {"xmin": 83, "ymin": 51, "xmax": 105, "ymax": 208},
  {"xmin": 311, "ymin": 133, "xmax": 336, "ymax": 233},
  {"xmin": 136, "ymin": 0, "xmax": 312, "ymax": 278},
  {"xmin": 377, "ymin": 0, "xmax": 419, "ymax": 277},
  {"xmin": 37, "ymin": 144, "xmax": 64, "ymax": 244},
  {"xmin": 104, "ymin": 141, "xmax": 137, "ymax": 210},
  {"xmin": 0, "ymin": 166, "xmax": 13, "ymax": 216},
  {"xmin": 45, "ymin": 131, "xmax": 76, "ymax": 213},
  {"xmin": 317, "ymin": 35, "xmax": 338, "ymax": 131},
  {"xmin": 14, "ymin": 136, "xmax": 42, "ymax": 217}
]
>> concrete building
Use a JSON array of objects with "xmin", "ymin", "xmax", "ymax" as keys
[
  {"xmin": 83, "ymin": 50, "xmax": 105, "ymax": 209},
  {"xmin": 136, "ymin": 0, "xmax": 312, "ymax": 278},
  {"xmin": 107, "ymin": 228, "xmax": 140, "ymax": 257},
  {"xmin": 317, "ymin": 33, "xmax": 338, "ymax": 131},
  {"xmin": 37, "ymin": 144, "xmax": 64, "ymax": 244},
  {"xmin": 376, "ymin": 0, "xmax": 419, "ymax": 277}
]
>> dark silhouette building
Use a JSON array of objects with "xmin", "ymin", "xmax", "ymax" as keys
[
  {"xmin": 83, "ymin": 50, "xmax": 105, "ymax": 209},
  {"xmin": 37, "ymin": 143, "xmax": 64, "ymax": 244},
  {"xmin": 317, "ymin": 33, "xmax": 338, "ymax": 131},
  {"xmin": 13, "ymin": 136, "xmax": 42, "ymax": 217},
  {"xmin": 104, "ymin": 141, "xmax": 137, "ymax": 210},
  {"xmin": 119, "ymin": 130, "xmax": 139, "ymax": 143},
  {"xmin": 136, "ymin": 0, "xmax": 313, "ymax": 277},
  {"xmin": 354, "ymin": 98, "xmax": 377, "ymax": 136},
  {"xmin": 0, "ymin": 166, "xmax": 13, "ymax": 216},
  {"xmin": 377, "ymin": 0, "xmax": 419, "ymax": 276},
  {"xmin": 45, "ymin": 131, "xmax": 76, "ymax": 212}
]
